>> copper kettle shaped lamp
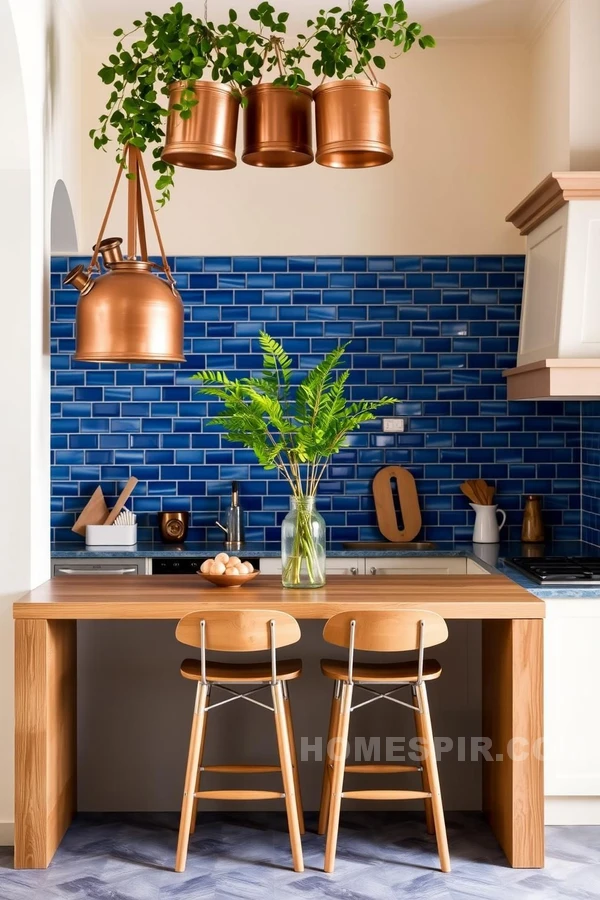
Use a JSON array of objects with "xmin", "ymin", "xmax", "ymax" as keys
[{"xmin": 66, "ymin": 144, "xmax": 185, "ymax": 363}]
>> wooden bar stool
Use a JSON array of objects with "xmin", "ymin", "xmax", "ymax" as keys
[
  {"xmin": 174, "ymin": 609, "xmax": 305, "ymax": 873},
  {"xmin": 318, "ymin": 609, "xmax": 451, "ymax": 874}
]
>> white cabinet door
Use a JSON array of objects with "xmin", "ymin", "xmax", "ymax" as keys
[
  {"xmin": 545, "ymin": 599, "xmax": 600, "ymax": 796},
  {"xmin": 366, "ymin": 557, "xmax": 467, "ymax": 575},
  {"xmin": 466, "ymin": 559, "xmax": 491, "ymax": 575},
  {"xmin": 260, "ymin": 558, "xmax": 365, "ymax": 575},
  {"xmin": 259, "ymin": 558, "xmax": 283, "ymax": 575},
  {"xmin": 326, "ymin": 558, "xmax": 365, "ymax": 576}
]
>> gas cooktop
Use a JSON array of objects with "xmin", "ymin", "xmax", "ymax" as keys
[{"xmin": 506, "ymin": 556, "xmax": 600, "ymax": 585}]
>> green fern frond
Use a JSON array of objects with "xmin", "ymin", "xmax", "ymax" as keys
[{"xmin": 192, "ymin": 335, "xmax": 396, "ymax": 495}]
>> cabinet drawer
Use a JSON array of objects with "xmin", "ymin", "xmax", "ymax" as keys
[
  {"xmin": 326, "ymin": 558, "xmax": 364, "ymax": 576},
  {"xmin": 53, "ymin": 559, "xmax": 146, "ymax": 576},
  {"xmin": 260, "ymin": 558, "xmax": 364, "ymax": 576},
  {"xmin": 366, "ymin": 557, "xmax": 467, "ymax": 575}
]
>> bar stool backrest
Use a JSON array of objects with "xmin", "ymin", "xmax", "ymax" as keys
[
  {"xmin": 323, "ymin": 609, "xmax": 448, "ymax": 652},
  {"xmin": 176, "ymin": 609, "xmax": 301, "ymax": 652}
]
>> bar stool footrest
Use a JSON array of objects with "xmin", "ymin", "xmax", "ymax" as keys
[
  {"xmin": 344, "ymin": 764, "xmax": 421, "ymax": 774},
  {"xmin": 341, "ymin": 789, "xmax": 432, "ymax": 800},
  {"xmin": 201, "ymin": 765, "xmax": 281, "ymax": 773},
  {"xmin": 194, "ymin": 790, "xmax": 285, "ymax": 800}
]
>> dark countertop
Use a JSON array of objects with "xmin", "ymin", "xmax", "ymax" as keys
[
  {"xmin": 51, "ymin": 540, "xmax": 472, "ymax": 559},
  {"xmin": 50, "ymin": 539, "xmax": 600, "ymax": 599}
]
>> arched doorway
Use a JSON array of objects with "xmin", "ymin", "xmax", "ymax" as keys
[{"xmin": 51, "ymin": 179, "xmax": 78, "ymax": 253}]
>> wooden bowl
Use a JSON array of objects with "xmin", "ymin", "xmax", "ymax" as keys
[{"xmin": 197, "ymin": 570, "xmax": 259, "ymax": 589}]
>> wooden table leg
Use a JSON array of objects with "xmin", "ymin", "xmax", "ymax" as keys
[
  {"xmin": 15, "ymin": 619, "xmax": 77, "ymax": 868},
  {"xmin": 482, "ymin": 618, "xmax": 544, "ymax": 868}
]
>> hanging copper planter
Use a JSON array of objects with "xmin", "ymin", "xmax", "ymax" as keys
[
  {"xmin": 314, "ymin": 80, "xmax": 393, "ymax": 169},
  {"xmin": 242, "ymin": 84, "xmax": 314, "ymax": 168},
  {"xmin": 67, "ymin": 145, "xmax": 185, "ymax": 363},
  {"xmin": 162, "ymin": 81, "xmax": 239, "ymax": 170}
]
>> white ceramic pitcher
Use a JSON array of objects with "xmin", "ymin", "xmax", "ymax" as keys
[{"xmin": 470, "ymin": 503, "xmax": 506, "ymax": 543}]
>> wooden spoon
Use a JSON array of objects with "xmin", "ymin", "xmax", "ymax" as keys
[
  {"xmin": 473, "ymin": 479, "xmax": 489, "ymax": 504},
  {"xmin": 460, "ymin": 482, "xmax": 480, "ymax": 504}
]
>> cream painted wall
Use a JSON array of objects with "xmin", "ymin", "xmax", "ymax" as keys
[
  {"xmin": 528, "ymin": 0, "xmax": 600, "ymax": 188},
  {"xmin": 528, "ymin": 0, "xmax": 571, "ymax": 186},
  {"xmin": 569, "ymin": 0, "xmax": 600, "ymax": 170},
  {"xmin": 80, "ymin": 38, "xmax": 530, "ymax": 256},
  {"xmin": 0, "ymin": 0, "xmax": 82, "ymax": 843}
]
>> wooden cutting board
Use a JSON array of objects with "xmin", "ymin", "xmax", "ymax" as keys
[
  {"xmin": 104, "ymin": 477, "xmax": 138, "ymax": 526},
  {"xmin": 71, "ymin": 486, "xmax": 109, "ymax": 536},
  {"xmin": 372, "ymin": 465, "xmax": 422, "ymax": 542}
]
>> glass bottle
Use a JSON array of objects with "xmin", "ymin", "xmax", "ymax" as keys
[{"xmin": 281, "ymin": 496, "xmax": 326, "ymax": 588}]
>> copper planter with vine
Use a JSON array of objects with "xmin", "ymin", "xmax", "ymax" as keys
[
  {"xmin": 162, "ymin": 80, "xmax": 240, "ymax": 170},
  {"xmin": 314, "ymin": 80, "xmax": 393, "ymax": 169},
  {"xmin": 242, "ymin": 84, "xmax": 314, "ymax": 168}
]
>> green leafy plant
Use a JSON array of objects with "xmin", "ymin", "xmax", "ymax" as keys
[
  {"xmin": 192, "ymin": 332, "xmax": 394, "ymax": 583},
  {"xmin": 91, "ymin": 3, "xmax": 301, "ymax": 205},
  {"xmin": 92, "ymin": 1, "xmax": 435, "ymax": 204},
  {"xmin": 305, "ymin": 0, "xmax": 435, "ymax": 83}
]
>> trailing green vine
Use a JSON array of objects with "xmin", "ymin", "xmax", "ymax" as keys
[
  {"xmin": 91, "ymin": 1, "xmax": 434, "ymax": 205},
  {"xmin": 307, "ymin": 1, "xmax": 435, "ymax": 82}
]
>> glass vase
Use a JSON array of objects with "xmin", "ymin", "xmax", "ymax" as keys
[{"xmin": 281, "ymin": 496, "xmax": 326, "ymax": 588}]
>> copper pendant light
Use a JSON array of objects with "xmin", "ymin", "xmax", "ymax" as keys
[
  {"xmin": 162, "ymin": 81, "xmax": 239, "ymax": 170},
  {"xmin": 242, "ymin": 84, "xmax": 314, "ymax": 168},
  {"xmin": 314, "ymin": 80, "xmax": 393, "ymax": 169},
  {"xmin": 67, "ymin": 145, "xmax": 185, "ymax": 363}
]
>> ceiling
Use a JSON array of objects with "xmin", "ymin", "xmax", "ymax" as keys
[{"xmin": 73, "ymin": 0, "xmax": 560, "ymax": 40}]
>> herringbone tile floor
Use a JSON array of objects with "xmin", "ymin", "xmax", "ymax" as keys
[{"xmin": 1, "ymin": 813, "xmax": 599, "ymax": 899}]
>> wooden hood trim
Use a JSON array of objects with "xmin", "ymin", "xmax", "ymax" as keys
[{"xmin": 506, "ymin": 171, "xmax": 600, "ymax": 235}]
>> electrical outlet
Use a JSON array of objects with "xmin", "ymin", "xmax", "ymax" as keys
[{"xmin": 383, "ymin": 418, "xmax": 407, "ymax": 433}]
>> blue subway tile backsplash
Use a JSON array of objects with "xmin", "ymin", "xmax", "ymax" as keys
[
  {"xmin": 582, "ymin": 401, "xmax": 600, "ymax": 546},
  {"xmin": 51, "ymin": 256, "xmax": 583, "ymax": 545}
]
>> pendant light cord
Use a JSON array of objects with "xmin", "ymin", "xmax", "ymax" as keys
[
  {"xmin": 88, "ymin": 159, "xmax": 126, "ymax": 272},
  {"xmin": 127, "ymin": 144, "xmax": 138, "ymax": 259},
  {"xmin": 136, "ymin": 146, "xmax": 176, "ymax": 287},
  {"xmin": 88, "ymin": 144, "xmax": 175, "ymax": 288}
]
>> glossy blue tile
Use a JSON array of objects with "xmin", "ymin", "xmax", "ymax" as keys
[
  {"xmin": 233, "ymin": 257, "xmax": 260, "ymax": 272},
  {"xmin": 394, "ymin": 256, "xmax": 421, "ymax": 271},
  {"xmin": 344, "ymin": 256, "xmax": 367, "ymax": 272},
  {"xmin": 261, "ymin": 256, "xmax": 288, "ymax": 272},
  {"xmin": 50, "ymin": 253, "xmax": 580, "ymax": 544},
  {"xmin": 174, "ymin": 257, "xmax": 203, "ymax": 272},
  {"xmin": 476, "ymin": 255, "xmax": 503, "ymax": 271},
  {"xmin": 422, "ymin": 256, "xmax": 448, "ymax": 271},
  {"xmin": 289, "ymin": 256, "xmax": 315, "ymax": 271},
  {"xmin": 275, "ymin": 274, "xmax": 301, "ymax": 288},
  {"xmin": 315, "ymin": 257, "xmax": 343, "ymax": 271},
  {"xmin": 204, "ymin": 257, "xmax": 232, "ymax": 272}
]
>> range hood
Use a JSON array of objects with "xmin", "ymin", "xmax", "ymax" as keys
[{"xmin": 503, "ymin": 172, "xmax": 600, "ymax": 400}]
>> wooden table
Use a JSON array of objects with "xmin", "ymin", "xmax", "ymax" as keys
[{"xmin": 13, "ymin": 574, "xmax": 544, "ymax": 870}]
